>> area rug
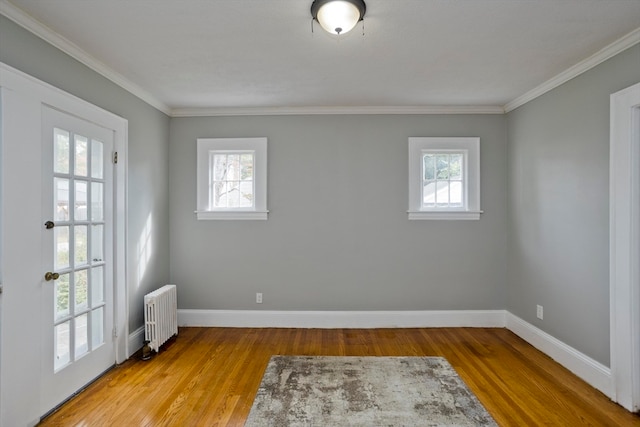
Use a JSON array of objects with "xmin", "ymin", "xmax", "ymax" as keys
[{"xmin": 244, "ymin": 356, "xmax": 497, "ymax": 426}]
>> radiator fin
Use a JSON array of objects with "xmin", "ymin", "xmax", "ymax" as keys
[{"xmin": 144, "ymin": 284, "xmax": 178, "ymax": 352}]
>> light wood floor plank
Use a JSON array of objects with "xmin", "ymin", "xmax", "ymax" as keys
[{"xmin": 38, "ymin": 327, "xmax": 640, "ymax": 426}]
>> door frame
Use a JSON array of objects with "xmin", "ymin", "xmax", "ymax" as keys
[
  {"xmin": 0, "ymin": 62, "xmax": 128, "ymax": 425},
  {"xmin": 610, "ymin": 81, "xmax": 640, "ymax": 412}
]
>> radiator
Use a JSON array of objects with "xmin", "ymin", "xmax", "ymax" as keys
[{"xmin": 144, "ymin": 284, "xmax": 178, "ymax": 352}]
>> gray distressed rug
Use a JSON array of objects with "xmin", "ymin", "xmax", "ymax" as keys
[{"xmin": 245, "ymin": 356, "xmax": 497, "ymax": 426}]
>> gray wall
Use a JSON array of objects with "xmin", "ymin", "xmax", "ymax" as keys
[
  {"xmin": 0, "ymin": 16, "xmax": 171, "ymax": 333},
  {"xmin": 169, "ymin": 114, "xmax": 508, "ymax": 310},
  {"xmin": 506, "ymin": 44, "xmax": 640, "ymax": 366}
]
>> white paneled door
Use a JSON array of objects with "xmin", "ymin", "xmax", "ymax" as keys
[
  {"xmin": 40, "ymin": 107, "xmax": 116, "ymax": 415},
  {"xmin": 0, "ymin": 63, "xmax": 127, "ymax": 426}
]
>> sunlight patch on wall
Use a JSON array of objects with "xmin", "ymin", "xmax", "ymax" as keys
[{"xmin": 136, "ymin": 213, "xmax": 153, "ymax": 288}]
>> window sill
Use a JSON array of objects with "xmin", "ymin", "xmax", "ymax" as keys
[
  {"xmin": 408, "ymin": 210, "xmax": 483, "ymax": 220},
  {"xmin": 195, "ymin": 210, "xmax": 269, "ymax": 220}
]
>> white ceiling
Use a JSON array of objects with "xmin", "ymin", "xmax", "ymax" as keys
[{"xmin": 3, "ymin": 0, "xmax": 640, "ymax": 115}]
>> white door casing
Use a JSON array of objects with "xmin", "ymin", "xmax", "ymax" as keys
[
  {"xmin": 0, "ymin": 62, "xmax": 128, "ymax": 426},
  {"xmin": 610, "ymin": 81, "xmax": 640, "ymax": 412}
]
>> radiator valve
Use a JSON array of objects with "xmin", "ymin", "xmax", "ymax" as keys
[{"xmin": 141, "ymin": 341, "xmax": 153, "ymax": 361}]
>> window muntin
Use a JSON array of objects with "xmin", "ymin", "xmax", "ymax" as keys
[
  {"xmin": 422, "ymin": 151, "xmax": 465, "ymax": 209},
  {"xmin": 210, "ymin": 151, "xmax": 255, "ymax": 209}
]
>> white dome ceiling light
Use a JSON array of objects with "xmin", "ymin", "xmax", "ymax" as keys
[{"xmin": 311, "ymin": 0, "xmax": 366, "ymax": 36}]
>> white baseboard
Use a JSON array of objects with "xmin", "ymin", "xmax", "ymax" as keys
[
  {"xmin": 178, "ymin": 309, "xmax": 507, "ymax": 329},
  {"xmin": 505, "ymin": 312, "xmax": 613, "ymax": 398},
  {"xmin": 127, "ymin": 326, "xmax": 145, "ymax": 357}
]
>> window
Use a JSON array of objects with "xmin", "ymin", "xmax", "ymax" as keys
[
  {"xmin": 196, "ymin": 137, "xmax": 268, "ymax": 220},
  {"xmin": 210, "ymin": 151, "xmax": 254, "ymax": 209},
  {"xmin": 408, "ymin": 137, "xmax": 481, "ymax": 220}
]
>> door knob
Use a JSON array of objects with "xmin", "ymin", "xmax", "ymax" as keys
[
  {"xmin": 44, "ymin": 221, "xmax": 55, "ymax": 229},
  {"xmin": 44, "ymin": 272, "xmax": 60, "ymax": 281}
]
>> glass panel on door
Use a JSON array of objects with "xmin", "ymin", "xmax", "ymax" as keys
[{"xmin": 51, "ymin": 128, "xmax": 107, "ymax": 372}]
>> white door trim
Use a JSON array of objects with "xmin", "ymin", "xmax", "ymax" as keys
[
  {"xmin": 0, "ymin": 62, "xmax": 128, "ymax": 425},
  {"xmin": 610, "ymin": 81, "xmax": 640, "ymax": 412}
]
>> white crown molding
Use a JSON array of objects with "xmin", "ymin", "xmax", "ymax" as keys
[
  {"xmin": 504, "ymin": 27, "xmax": 640, "ymax": 113},
  {"xmin": 0, "ymin": 0, "xmax": 172, "ymax": 116},
  {"xmin": 170, "ymin": 105, "xmax": 505, "ymax": 117}
]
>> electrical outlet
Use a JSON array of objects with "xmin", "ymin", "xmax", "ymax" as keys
[
  {"xmin": 256, "ymin": 292, "xmax": 263, "ymax": 304},
  {"xmin": 537, "ymin": 305, "xmax": 543, "ymax": 320}
]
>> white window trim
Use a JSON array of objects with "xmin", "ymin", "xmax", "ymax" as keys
[
  {"xmin": 408, "ymin": 137, "xmax": 482, "ymax": 220},
  {"xmin": 196, "ymin": 137, "xmax": 268, "ymax": 220}
]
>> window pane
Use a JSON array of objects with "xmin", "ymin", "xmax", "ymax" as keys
[
  {"xmin": 222, "ymin": 181, "xmax": 231, "ymax": 207},
  {"xmin": 91, "ymin": 307, "xmax": 104, "ymax": 349},
  {"xmin": 55, "ymin": 321, "xmax": 71, "ymax": 370},
  {"xmin": 55, "ymin": 273, "xmax": 70, "ymax": 320},
  {"xmin": 240, "ymin": 153, "xmax": 254, "ymax": 179},
  {"xmin": 91, "ymin": 266, "xmax": 104, "ymax": 306},
  {"xmin": 54, "ymin": 226, "xmax": 70, "ymax": 270},
  {"xmin": 54, "ymin": 128, "xmax": 70, "ymax": 174},
  {"xmin": 229, "ymin": 181, "xmax": 240, "ymax": 207},
  {"xmin": 75, "ymin": 269, "xmax": 88, "ymax": 311},
  {"xmin": 240, "ymin": 181, "xmax": 253, "ymax": 207},
  {"xmin": 436, "ymin": 181, "xmax": 450, "ymax": 206},
  {"xmin": 450, "ymin": 154, "xmax": 463, "ymax": 180},
  {"xmin": 75, "ymin": 225, "xmax": 88, "ymax": 266},
  {"xmin": 75, "ymin": 180, "xmax": 88, "ymax": 221},
  {"xmin": 423, "ymin": 154, "xmax": 435, "ymax": 181},
  {"xmin": 91, "ymin": 182, "xmax": 104, "ymax": 221},
  {"xmin": 450, "ymin": 181, "xmax": 463, "ymax": 206},
  {"xmin": 213, "ymin": 154, "xmax": 227, "ymax": 180},
  {"xmin": 54, "ymin": 178, "xmax": 70, "ymax": 221},
  {"xmin": 75, "ymin": 135, "xmax": 88, "ymax": 177},
  {"xmin": 213, "ymin": 181, "xmax": 227, "ymax": 208},
  {"xmin": 436, "ymin": 154, "xmax": 450, "ymax": 179},
  {"xmin": 230, "ymin": 181, "xmax": 240, "ymax": 207},
  {"xmin": 91, "ymin": 139, "xmax": 104, "ymax": 179},
  {"xmin": 227, "ymin": 154, "xmax": 240, "ymax": 180},
  {"xmin": 75, "ymin": 313, "xmax": 88, "ymax": 358},
  {"xmin": 423, "ymin": 181, "xmax": 437, "ymax": 207},
  {"xmin": 91, "ymin": 224, "xmax": 104, "ymax": 263}
]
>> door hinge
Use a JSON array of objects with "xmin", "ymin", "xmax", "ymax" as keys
[
  {"xmin": 113, "ymin": 151, "xmax": 118, "ymax": 164},
  {"xmin": 113, "ymin": 328, "xmax": 118, "ymax": 339}
]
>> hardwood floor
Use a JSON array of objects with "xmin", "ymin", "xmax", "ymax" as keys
[{"xmin": 39, "ymin": 327, "xmax": 640, "ymax": 426}]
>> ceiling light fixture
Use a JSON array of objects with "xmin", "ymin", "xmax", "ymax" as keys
[{"xmin": 311, "ymin": 0, "xmax": 366, "ymax": 36}]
